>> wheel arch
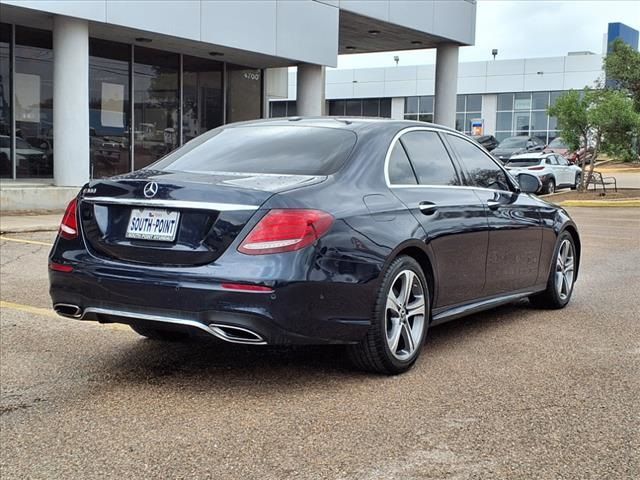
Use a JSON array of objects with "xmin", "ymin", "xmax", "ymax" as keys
[
  {"xmin": 561, "ymin": 224, "xmax": 581, "ymax": 280},
  {"xmin": 383, "ymin": 241, "xmax": 436, "ymax": 308}
]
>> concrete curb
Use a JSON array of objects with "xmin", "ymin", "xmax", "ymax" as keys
[
  {"xmin": 559, "ymin": 199, "xmax": 640, "ymax": 207},
  {"xmin": 0, "ymin": 225, "xmax": 59, "ymax": 234},
  {"xmin": 0, "ymin": 214, "xmax": 62, "ymax": 234}
]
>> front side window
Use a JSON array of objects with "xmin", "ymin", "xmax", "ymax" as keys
[
  {"xmin": 387, "ymin": 141, "xmax": 417, "ymax": 185},
  {"xmin": 446, "ymin": 134, "xmax": 511, "ymax": 191},
  {"xmin": 399, "ymin": 131, "xmax": 460, "ymax": 186}
]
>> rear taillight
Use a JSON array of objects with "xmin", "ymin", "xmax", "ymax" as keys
[
  {"xmin": 49, "ymin": 262, "xmax": 73, "ymax": 273},
  {"xmin": 238, "ymin": 209, "xmax": 334, "ymax": 255},
  {"xmin": 528, "ymin": 166, "xmax": 545, "ymax": 171},
  {"xmin": 59, "ymin": 198, "xmax": 79, "ymax": 240}
]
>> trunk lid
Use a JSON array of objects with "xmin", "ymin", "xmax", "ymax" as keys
[{"xmin": 79, "ymin": 169, "xmax": 324, "ymax": 266}]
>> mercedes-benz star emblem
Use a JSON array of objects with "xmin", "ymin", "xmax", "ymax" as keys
[{"xmin": 143, "ymin": 182, "xmax": 159, "ymax": 198}]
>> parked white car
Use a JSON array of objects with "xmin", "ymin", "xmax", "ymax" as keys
[{"xmin": 504, "ymin": 152, "xmax": 581, "ymax": 194}]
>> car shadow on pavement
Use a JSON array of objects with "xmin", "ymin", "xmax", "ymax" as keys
[{"xmin": 93, "ymin": 299, "xmax": 539, "ymax": 388}]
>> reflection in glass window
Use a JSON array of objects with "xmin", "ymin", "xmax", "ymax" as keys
[
  {"xmin": 405, "ymin": 97, "xmax": 418, "ymax": 114},
  {"xmin": 133, "ymin": 46, "xmax": 179, "ymax": 170},
  {"xmin": 345, "ymin": 99, "xmax": 361, "ymax": 116},
  {"xmin": 530, "ymin": 111, "xmax": 548, "ymax": 132},
  {"xmin": 400, "ymin": 131, "xmax": 460, "ymax": 186},
  {"xmin": 362, "ymin": 98, "xmax": 379, "ymax": 116},
  {"xmin": 456, "ymin": 95, "xmax": 465, "ymax": 112},
  {"xmin": 419, "ymin": 96, "xmax": 434, "ymax": 114},
  {"xmin": 14, "ymin": 26, "xmax": 54, "ymax": 178},
  {"xmin": 0, "ymin": 23, "xmax": 11, "ymax": 178},
  {"xmin": 497, "ymin": 112, "xmax": 513, "ymax": 131},
  {"xmin": 466, "ymin": 95, "xmax": 482, "ymax": 112},
  {"xmin": 446, "ymin": 134, "xmax": 510, "ymax": 191},
  {"xmin": 532, "ymin": 91, "xmax": 549, "ymax": 110},
  {"xmin": 182, "ymin": 55, "xmax": 223, "ymax": 143},
  {"xmin": 388, "ymin": 141, "xmax": 417, "ymax": 185},
  {"xmin": 514, "ymin": 92, "xmax": 532, "ymax": 110},
  {"xmin": 89, "ymin": 39, "xmax": 131, "ymax": 179},
  {"xmin": 497, "ymin": 93, "xmax": 513, "ymax": 111}
]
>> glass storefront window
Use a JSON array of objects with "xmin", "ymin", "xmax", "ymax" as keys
[
  {"xmin": 362, "ymin": 98, "xmax": 379, "ymax": 117},
  {"xmin": 182, "ymin": 55, "xmax": 223, "ymax": 143},
  {"xmin": 514, "ymin": 92, "xmax": 532, "ymax": 111},
  {"xmin": 497, "ymin": 111, "xmax": 513, "ymax": 131},
  {"xmin": 379, "ymin": 98, "xmax": 391, "ymax": 118},
  {"xmin": 514, "ymin": 111, "xmax": 530, "ymax": 135},
  {"xmin": 466, "ymin": 95, "xmax": 482, "ymax": 112},
  {"xmin": 14, "ymin": 26, "xmax": 53, "ymax": 178},
  {"xmin": 405, "ymin": 96, "xmax": 418, "ymax": 114},
  {"xmin": 345, "ymin": 99, "xmax": 361, "ymax": 116},
  {"xmin": 226, "ymin": 65, "xmax": 262, "ymax": 123},
  {"xmin": 419, "ymin": 96, "xmax": 434, "ymax": 114},
  {"xmin": 89, "ymin": 39, "xmax": 131, "ymax": 179},
  {"xmin": 0, "ymin": 24, "xmax": 11, "ymax": 178},
  {"xmin": 133, "ymin": 46, "xmax": 179, "ymax": 170},
  {"xmin": 532, "ymin": 91, "xmax": 549, "ymax": 110},
  {"xmin": 456, "ymin": 95, "xmax": 465, "ymax": 112},
  {"xmin": 531, "ymin": 110, "xmax": 548, "ymax": 131},
  {"xmin": 497, "ymin": 93, "xmax": 514, "ymax": 111}
]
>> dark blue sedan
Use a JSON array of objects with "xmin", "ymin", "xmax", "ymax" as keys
[{"xmin": 49, "ymin": 118, "xmax": 580, "ymax": 374}]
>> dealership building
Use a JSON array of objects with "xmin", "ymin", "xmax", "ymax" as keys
[
  {"xmin": 0, "ymin": 0, "xmax": 476, "ymax": 211},
  {"xmin": 271, "ymin": 22, "xmax": 639, "ymax": 145}
]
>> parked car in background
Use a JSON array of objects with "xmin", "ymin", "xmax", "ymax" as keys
[
  {"xmin": 49, "ymin": 118, "xmax": 581, "ymax": 375},
  {"xmin": 504, "ymin": 152, "xmax": 581, "ymax": 194},
  {"xmin": 0, "ymin": 135, "xmax": 49, "ymax": 177},
  {"xmin": 471, "ymin": 134, "xmax": 499, "ymax": 151},
  {"xmin": 492, "ymin": 135, "xmax": 546, "ymax": 163},
  {"xmin": 544, "ymin": 137, "xmax": 591, "ymax": 165}
]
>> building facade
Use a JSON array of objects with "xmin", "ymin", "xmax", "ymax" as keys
[
  {"xmin": 0, "ymin": 0, "xmax": 476, "ymax": 197},
  {"xmin": 270, "ymin": 52, "xmax": 605, "ymax": 144}
]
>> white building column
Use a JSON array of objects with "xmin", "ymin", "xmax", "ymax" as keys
[
  {"xmin": 434, "ymin": 43, "xmax": 459, "ymax": 128},
  {"xmin": 53, "ymin": 16, "xmax": 89, "ymax": 186},
  {"xmin": 391, "ymin": 97, "xmax": 405, "ymax": 120},
  {"xmin": 296, "ymin": 63, "xmax": 325, "ymax": 116}
]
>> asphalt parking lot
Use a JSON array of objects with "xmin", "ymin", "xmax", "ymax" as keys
[{"xmin": 1, "ymin": 207, "xmax": 639, "ymax": 479}]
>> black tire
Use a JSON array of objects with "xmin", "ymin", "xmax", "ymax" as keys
[
  {"xmin": 529, "ymin": 231, "xmax": 576, "ymax": 309},
  {"xmin": 130, "ymin": 324, "xmax": 190, "ymax": 341},
  {"xmin": 545, "ymin": 177, "xmax": 556, "ymax": 194},
  {"xmin": 347, "ymin": 256, "xmax": 430, "ymax": 375},
  {"xmin": 571, "ymin": 173, "xmax": 581, "ymax": 190}
]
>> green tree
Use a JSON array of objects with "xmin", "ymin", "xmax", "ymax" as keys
[
  {"xmin": 548, "ymin": 88, "xmax": 640, "ymax": 189},
  {"xmin": 604, "ymin": 39, "xmax": 640, "ymax": 111}
]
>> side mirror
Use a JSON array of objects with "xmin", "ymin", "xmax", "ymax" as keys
[{"xmin": 516, "ymin": 173, "xmax": 541, "ymax": 194}]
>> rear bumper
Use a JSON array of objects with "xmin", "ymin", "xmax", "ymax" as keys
[{"xmin": 49, "ymin": 263, "xmax": 377, "ymax": 345}]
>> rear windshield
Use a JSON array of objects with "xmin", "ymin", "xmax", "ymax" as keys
[
  {"xmin": 499, "ymin": 137, "xmax": 527, "ymax": 148},
  {"xmin": 151, "ymin": 125, "xmax": 357, "ymax": 176},
  {"xmin": 505, "ymin": 159, "xmax": 541, "ymax": 167}
]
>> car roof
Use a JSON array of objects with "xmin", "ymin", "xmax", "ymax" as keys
[{"xmin": 223, "ymin": 116, "xmax": 461, "ymax": 135}]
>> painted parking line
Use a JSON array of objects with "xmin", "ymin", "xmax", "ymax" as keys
[
  {"xmin": 0, "ymin": 300, "xmax": 130, "ymax": 332},
  {"xmin": 0, "ymin": 235, "xmax": 54, "ymax": 247}
]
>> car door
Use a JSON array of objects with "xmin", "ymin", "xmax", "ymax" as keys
[
  {"xmin": 546, "ymin": 154, "xmax": 568, "ymax": 185},
  {"xmin": 386, "ymin": 128, "xmax": 489, "ymax": 308},
  {"xmin": 443, "ymin": 133, "xmax": 543, "ymax": 296},
  {"xmin": 554, "ymin": 154, "xmax": 573, "ymax": 185}
]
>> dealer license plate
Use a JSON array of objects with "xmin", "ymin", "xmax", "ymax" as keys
[{"xmin": 125, "ymin": 208, "xmax": 180, "ymax": 242}]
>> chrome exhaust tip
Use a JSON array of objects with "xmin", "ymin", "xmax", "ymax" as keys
[
  {"xmin": 53, "ymin": 303, "xmax": 83, "ymax": 319},
  {"xmin": 208, "ymin": 324, "xmax": 266, "ymax": 345}
]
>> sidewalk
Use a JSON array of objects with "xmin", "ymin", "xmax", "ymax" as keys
[{"xmin": 0, "ymin": 213, "xmax": 61, "ymax": 233}]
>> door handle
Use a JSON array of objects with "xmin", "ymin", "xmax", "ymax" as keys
[
  {"xmin": 486, "ymin": 200, "xmax": 501, "ymax": 210},
  {"xmin": 418, "ymin": 202, "xmax": 437, "ymax": 215}
]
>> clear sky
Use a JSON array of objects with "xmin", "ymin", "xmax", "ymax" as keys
[{"xmin": 335, "ymin": 0, "xmax": 640, "ymax": 69}]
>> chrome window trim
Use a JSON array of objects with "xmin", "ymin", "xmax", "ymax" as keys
[
  {"xmin": 383, "ymin": 126, "xmax": 516, "ymax": 196},
  {"xmin": 81, "ymin": 196, "xmax": 259, "ymax": 211}
]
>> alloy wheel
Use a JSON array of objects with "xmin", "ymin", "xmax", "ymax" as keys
[
  {"xmin": 385, "ymin": 270, "xmax": 426, "ymax": 361},
  {"xmin": 555, "ymin": 239, "xmax": 575, "ymax": 301}
]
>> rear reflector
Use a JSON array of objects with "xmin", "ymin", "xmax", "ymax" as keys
[
  {"xmin": 528, "ymin": 166, "xmax": 545, "ymax": 171},
  {"xmin": 49, "ymin": 262, "xmax": 73, "ymax": 273},
  {"xmin": 59, "ymin": 197, "xmax": 79, "ymax": 240},
  {"xmin": 221, "ymin": 283, "xmax": 274, "ymax": 293},
  {"xmin": 238, "ymin": 209, "xmax": 334, "ymax": 255}
]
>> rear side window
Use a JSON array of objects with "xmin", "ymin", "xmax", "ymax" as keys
[
  {"xmin": 152, "ymin": 125, "xmax": 357, "ymax": 176},
  {"xmin": 387, "ymin": 142, "xmax": 418, "ymax": 185},
  {"xmin": 400, "ymin": 131, "xmax": 460, "ymax": 186},
  {"xmin": 446, "ymin": 134, "xmax": 511, "ymax": 191},
  {"xmin": 546, "ymin": 156, "xmax": 558, "ymax": 165}
]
